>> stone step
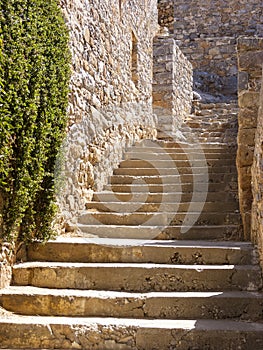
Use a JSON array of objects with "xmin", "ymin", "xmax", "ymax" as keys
[
  {"xmin": 78, "ymin": 212, "xmax": 241, "ymax": 226},
  {"xmin": 192, "ymin": 112, "xmax": 238, "ymax": 118},
  {"xmin": 185, "ymin": 123, "xmax": 237, "ymax": 130},
  {"xmin": 127, "ymin": 149, "xmax": 236, "ymax": 160},
  {"xmin": 183, "ymin": 126, "xmax": 237, "ymax": 132},
  {"xmin": 124, "ymin": 152, "xmax": 236, "ymax": 163},
  {"xmin": 0, "ymin": 317, "xmax": 263, "ymax": 349},
  {"xmin": 136, "ymin": 140, "xmax": 236, "ymax": 150},
  {"xmin": 86, "ymin": 201, "xmax": 239, "ymax": 213},
  {"xmin": 120, "ymin": 159, "xmax": 235, "ymax": 168},
  {"xmin": 182, "ymin": 130, "xmax": 236, "ymax": 137},
  {"xmin": 195, "ymin": 137, "xmax": 234, "ymax": 143},
  {"xmin": 193, "ymin": 101, "xmax": 238, "ymax": 109},
  {"xmin": 93, "ymin": 191, "xmax": 238, "ymax": 203},
  {"xmin": 182, "ymin": 133, "xmax": 236, "ymax": 141},
  {"xmin": 27, "ymin": 238, "xmax": 255, "ymax": 265},
  {"xmin": 110, "ymin": 174, "xmax": 237, "ymax": 184},
  {"xmin": 191, "ymin": 132, "xmax": 236, "ymax": 137},
  {"xmin": 113, "ymin": 167, "xmax": 237, "ymax": 176},
  {"xmin": 132, "ymin": 146, "xmax": 237, "ymax": 155},
  {"xmin": 186, "ymin": 121, "xmax": 237, "ymax": 128},
  {"xmin": 1, "ymin": 287, "xmax": 262, "ymax": 320},
  {"xmin": 187, "ymin": 128, "xmax": 237, "ymax": 133},
  {"xmin": 12, "ymin": 262, "xmax": 262, "ymax": 292},
  {"xmin": 183, "ymin": 137, "xmax": 236, "ymax": 144},
  {"xmin": 104, "ymin": 182, "xmax": 238, "ymax": 193},
  {"xmin": 77, "ymin": 224, "xmax": 242, "ymax": 240},
  {"xmin": 186, "ymin": 113, "xmax": 238, "ymax": 120}
]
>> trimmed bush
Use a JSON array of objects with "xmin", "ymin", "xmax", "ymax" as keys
[{"xmin": 0, "ymin": 0, "xmax": 71, "ymax": 242}]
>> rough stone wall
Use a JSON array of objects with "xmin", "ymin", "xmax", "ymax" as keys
[
  {"xmin": 158, "ymin": 0, "xmax": 263, "ymax": 99},
  {"xmin": 157, "ymin": 0, "xmax": 174, "ymax": 33},
  {"xmin": 0, "ymin": 242, "xmax": 14, "ymax": 288},
  {"xmin": 57, "ymin": 0, "xmax": 159, "ymax": 230},
  {"xmin": 237, "ymin": 37, "xmax": 263, "ymax": 240},
  {"xmin": 251, "ymin": 69, "xmax": 263, "ymax": 267},
  {"xmin": 153, "ymin": 34, "xmax": 193, "ymax": 136}
]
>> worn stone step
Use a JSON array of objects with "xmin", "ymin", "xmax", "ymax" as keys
[
  {"xmin": 133, "ymin": 143, "xmax": 237, "ymax": 151},
  {"xmin": 113, "ymin": 167, "xmax": 237, "ymax": 176},
  {"xmin": 142, "ymin": 143, "xmax": 237, "ymax": 152},
  {"xmin": 1, "ymin": 287, "xmax": 262, "ymax": 320},
  {"xmin": 12, "ymin": 262, "xmax": 262, "ymax": 292},
  {"xmin": 0, "ymin": 316, "xmax": 263, "ymax": 350},
  {"xmin": 186, "ymin": 126, "xmax": 237, "ymax": 133},
  {"xmin": 104, "ymin": 182, "xmax": 237, "ymax": 193},
  {"xmin": 186, "ymin": 121, "xmax": 236, "ymax": 129},
  {"xmin": 184, "ymin": 137, "xmax": 235, "ymax": 143},
  {"xmin": 124, "ymin": 152, "xmax": 236, "ymax": 162},
  {"xmin": 186, "ymin": 113, "xmax": 238, "ymax": 119},
  {"xmin": 93, "ymin": 191, "xmax": 238, "ymax": 203},
  {"xmin": 183, "ymin": 119, "xmax": 236, "ymax": 125},
  {"xmin": 110, "ymin": 174, "xmax": 237, "ymax": 184},
  {"xmin": 86, "ymin": 200, "xmax": 239, "ymax": 213},
  {"xmin": 181, "ymin": 128, "xmax": 237, "ymax": 135},
  {"xmin": 193, "ymin": 101, "xmax": 238, "ymax": 109},
  {"xmin": 132, "ymin": 146, "xmax": 237, "ymax": 155},
  {"xmin": 120, "ymin": 159, "xmax": 235, "ymax": 168},
  {"xmin": 127, "ymin": 150, "xmax": 236, "ymax": 160},
  {"xmin": 196, "ymin": 137, "xmax": 232, "ymax": 143},
  {"xmin": 136, "ymin": 140, "xmax": 236, "ymax": 150},
  {"xmin": 77, "ymin": 224, "xmax": 242, "ymax": 240},
  {"xmin": 78, "ymin": 212, "xmax": 241, "ymax": 226},
  {"xmin": 27, "ymin": 238, "xmax": 255, "ymax": 265}
]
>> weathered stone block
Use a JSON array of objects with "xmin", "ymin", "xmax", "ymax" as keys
[
  {"xmin": 238, "ymin": 51, "xmax": 263, "ymax": 71},
  {"xmin": 237, "ymin": 145, "xmax": 255, "ymax": 167},
  {"xmin": 238, "ymin": 108, "xmax": 257, "ymax": 129},
  {"xmin": 239, "ymin": 92, "xmax": 260, "ymax": 109},
  {"xmin": 238, "ymin": 128, "xmax": 256, "ymax": 147},
  {"xmin": 238, "ymin": 71, "xmax": 249, "ymax": 91}
]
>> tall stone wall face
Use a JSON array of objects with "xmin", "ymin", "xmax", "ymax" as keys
[
  {"xmin": 237, "ymin": 37, "xmax": 263, "ymax": 240},
  {"xmin": 0, "ymin": 242, "xmax": 14, "ymax": 289},
  {"xmin": 153, "ymin": 35, "xmax": 193, "ymax": 136},
  {"xmin": 158, "ymin": 0, "xmax": 263, "ymax": 99},
  {"xmin": 57, "ymin": 0, "xmax": 159, "ymax": 230},
  {"xmin": 252, "ymin": 70, "xmax": 263, "ymax": 267}
]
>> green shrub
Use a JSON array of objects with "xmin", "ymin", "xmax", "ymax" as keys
[{"xmin": 0, "ymin": 0, "xmax": 71, "ymax": 242}]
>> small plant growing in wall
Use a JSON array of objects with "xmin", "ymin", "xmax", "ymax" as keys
[{"xmin": 0, "ymin": 0, "xmax": 71, "ymax": 243}]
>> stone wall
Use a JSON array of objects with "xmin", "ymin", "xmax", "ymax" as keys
[
  {"xmin": 57, "ymin": 0, "xmax": 159, "ymax": 231},
  {"xmin": 237, "ymin": 37, "xmax": 263, "ymax": 240},
  {"xmin": 158, "ymin": 0, "xmax": 263, "ymax": 99},
  {"xmin": 153, "ymin": 34, "xmax": 193, "ymax": 137},
  {"xmin": 157, "ymin": 0, "xmax": 174, "ymax": 33},
  {"xmin": 0, "ymin": 242, "xmax": 14, "ymax": 289},
  {"xmin": 251, "ymin": 69, "xmax": 263, "ymax": 267}
]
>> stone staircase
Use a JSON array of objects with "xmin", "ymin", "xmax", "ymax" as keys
[
  {"xmin": 79, "ymin": 140, "xmax": 241, "ymax": 241},
  {"xmin": 1, "ymin": 102, "xmax": 263, "ymax": 349},
  {"xmin": 185, "ymin": 101, "xmax": 239, "ymax": 144}
]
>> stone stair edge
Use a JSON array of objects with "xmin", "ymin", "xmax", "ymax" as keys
[
  {"xmin": 1, "ymin": 317, "xmax": 263, "ymax": 350},
  {"xmin": 2, "ymin": 286, "xmax": 263, "ymax": 298},
  {"xmin": 0, "ymin": 316, "xmax": 262, "ymax": 331},
  {"xmin": 12, "ymin": 261, "xmax": 261, "ymax": 269},
  {"xmin": 26, "ymin": 236, "xmax": 254, "ymax": 247}
]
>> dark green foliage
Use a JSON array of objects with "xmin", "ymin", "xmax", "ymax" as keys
[{"xmin": 0, "ymin": 0, "xmax": 71, "ymax": 242}]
